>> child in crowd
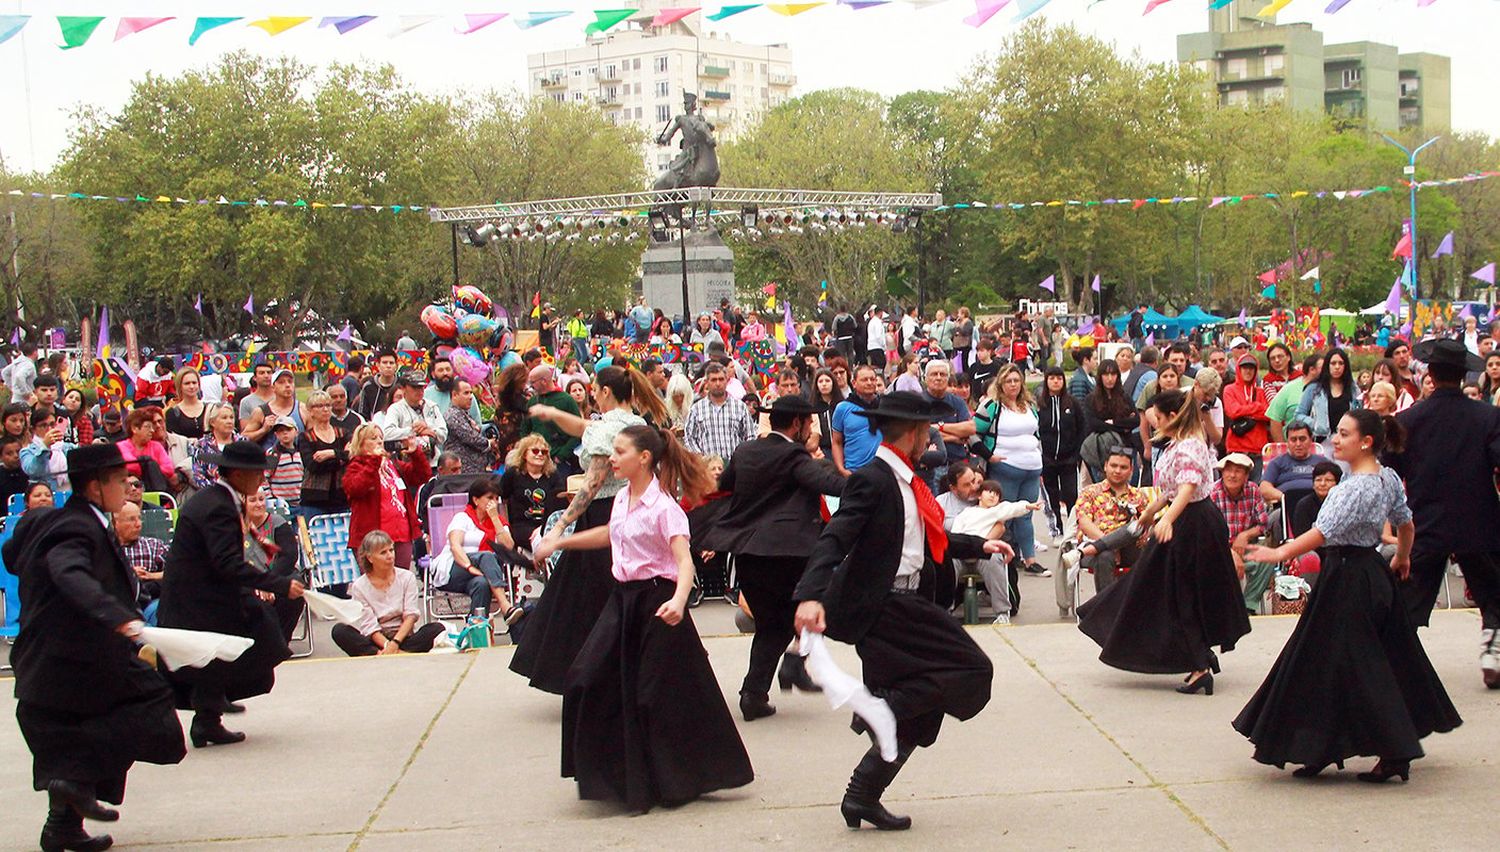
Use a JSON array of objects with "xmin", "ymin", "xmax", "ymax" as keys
[
  {"xmin": 0, "ymin": 434, "xmax": 29, "ymax": 506},
  {"xmin": 953, "ymin": 480, "xmax": 1041, "ymax": 539},
  {"xmin": 265, "ymin": 417, "xmax": 304, "ymax": 507}
]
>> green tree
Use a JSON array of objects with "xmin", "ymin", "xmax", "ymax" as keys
[{"xmin": 0, "ymin": 169, "xmax": 91, "ymax": 332}]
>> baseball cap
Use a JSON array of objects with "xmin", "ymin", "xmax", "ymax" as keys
[
  {"xmin": 270, "ymin": 368, "xmax": 293, "ymax": 383},
  {"xmin": 1228, "ymin": 336, "xmax": 1249, "ymax": 349},
  {"xmin": 397, "ymin": 370, "xmax": 428, "ymax": 388},
  {"xmin": 1237, "ymin": 354, "xmax": 1259, "ymax": 368},
  {"xmin": 272, "ymin": 415, "xmax": 298, "ymax": 430}
]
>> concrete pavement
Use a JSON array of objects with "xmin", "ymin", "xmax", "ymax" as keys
[{"xmin": 2, "ymin": 601, "xmax": 1498, "ymax": 851}]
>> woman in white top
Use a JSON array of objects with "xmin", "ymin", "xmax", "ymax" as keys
[
  {"xmin": 972, "ymin": 364, "xmax": 1047, "ymax": 575},
  {"xmin": 428, "ymin": 477, "xmax": 524, "ymax": 625},
  {"xmin": 332, "ymin": 530, "xmax": 447, "ymax": 656}
]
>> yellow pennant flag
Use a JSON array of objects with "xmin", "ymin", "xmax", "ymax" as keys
[
  {"xmin": 764, "ymin": 293, "xmax": 777, "ymax": 311},
  {"xmin": 1256, "ymin": 0, "xmax": 1293, "ymax": 17},
  {"xmin": 248, "ymin": 16, "xmax": 312, "ymax": 36},
  {"xmin": 767, "ymin": 3, "xmax": 825, "ymax": 15}
]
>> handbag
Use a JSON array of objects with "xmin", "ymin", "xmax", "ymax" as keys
[{"xmin": 1229, "ymin": 417, "xmax": 1256, "ymax": 437}]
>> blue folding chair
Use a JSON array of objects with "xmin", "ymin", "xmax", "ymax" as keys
[
  {"xmin": 6, "ymin": 489, "xmax": 69, "ymax": 515},
  {"xmin": 300, "ymin": 513, "xmax": 362, "ymax": 591},
  {"xmin": 1, "ymin": 515, "xmax": 20, "ymax": 671}
]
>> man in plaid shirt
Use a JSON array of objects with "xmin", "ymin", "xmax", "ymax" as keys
[
  {"xmin": 1209, "ymin": 452, "xmax": 1272, "ymax": 614},
  {"xmin": 116, "ymin": 502, "xmax": 169, "ymax": 625},
  {"xmin": 684, "ymin": 362, "xmax": 756, "ymax": 461}
]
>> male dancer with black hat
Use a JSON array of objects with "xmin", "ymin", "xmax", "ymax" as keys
[
  {"xmin": 158, "ymin": 439, "xmax": 306, "ymax": 746},
  {"xmin": 1390, "ymin": 338, "xmax": 1500, "ymax": 688},
  {"xmin": 794, "ymin": 391, "xmax": 1012, "ymax": 831},
  {"xmin": 703, "ymin": 394, "xmax": 847, "ymax": 721},
  {"xmin": 5, "ymin": 443, "xmax": 186, "ymax": 851}
]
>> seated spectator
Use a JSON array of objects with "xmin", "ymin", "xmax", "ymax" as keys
[
  {"xmin": 1209, "ymin": 452, "xmax": 1273, "ymax": 613},
  {"xmin": 117, "ymin": 407, "xmax": 178, "ymax": 492},
  {"xmin": 333, "ymin": 530, "xmax": 447, "ymax": 656},
  {"xmin": 427, "ymin": 477, "xmax": 525, "ymax": 625},
  {"xmin": 192, "ymin": 403, "xmax": 243, "ymax": 490},
  {"xmin": 59, "ymin": 387, "xmax": 93, "ymax": 445},
  {"xmin": 499, "ymin": 435, "xmax": 565, "ymax": 551},
  {"xmin": 1259, "ymin": 422, "xmax": 1320, "ymax": 520},
  {"xmin": 20, "ymin": 407, "xmax": 74, "ymax": 491},
  {"xmin": 23, "ymin": 481, "xmax": 53, "ymax": 512},
  {"xmin": 116, "ymin": 501, "xmax": 167, "ymax": 626},
  {"xmin": 933, "ymin": 462, "xmax": 1014, "ymax": 623},
  {"xmin": 1291, "ymin": 461, "xmax": 1342, "ymax": 540},
  {"xmin": 265, "ymin": 417, "xmax": 304, "ymax": 508},
  {"xmin": 0, "ymin": 434, "xmax": 28, "ymax": 505},
  {"xmin": 244, "ymin": 488, "xmax": 306, "ymax": 641},
  {"xmin": 1069, "ymin": 449, "xmax": 1150, "ymax": 595},
  {"xmin": 95, "ymin": 405, "xmax": 126, "ymax": 443},
  {"xmin": 953, "ymin": 480, "xmax": 1039, "ymax": 539}
]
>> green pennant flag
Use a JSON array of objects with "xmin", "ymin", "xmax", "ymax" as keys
[
  {"xmin": 57, "ymin": 16, "xmax": 105, "ymax": 49},
  {"xmin": 708, "ymin": 5, "xmax": 762, "ymax": 20},
  {"xmin": 189, "ymin": 17, "xmax": 242, "ymax": 45},
  {"xmin": 586, "ymin": 9, "xmax": 638, "ymax": 34}
]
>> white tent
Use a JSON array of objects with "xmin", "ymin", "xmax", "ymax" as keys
[{"xmin": 1360, "ymin": 301, "xmax": 1410, "ymax": 319}]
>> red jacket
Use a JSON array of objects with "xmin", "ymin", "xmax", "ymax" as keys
[
  {"xmin": 1222, "ymin": 372, "xmax": 1270, "ymax": 456},
  {"xmin": 343, "ymin": 450, "xmax": 430, "ymax": 548}
]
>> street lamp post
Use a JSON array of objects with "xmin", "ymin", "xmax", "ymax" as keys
[{"xmin": 1380, "ymin": 133, "xmax": 1440, "ymax": 306}]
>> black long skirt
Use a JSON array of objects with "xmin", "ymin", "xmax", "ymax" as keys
[
  {"xmin": 509, "ymin": 498, "xmax": 616, "ymax": 695},
  {"xmin": 1076, "ymin": 499, "xmax": 1251, "ymax": 675},
  {"xmin": 17, "ymin": 666, "xmax": 185, "ymax": 803},
  {"xmin": 562, "ymin": 578, "xmax": 753, "ymax": 812},
  {"xmin": 164, "ymin": 598, "xmax": 290, "ymax": 707},
  {"xmin": 855, "ymin": 592, "xmax": 994, "ymax": 748},
  {"xmin": 1233, "ymin": 545, "xmax": 1461, "ymax": 768}
]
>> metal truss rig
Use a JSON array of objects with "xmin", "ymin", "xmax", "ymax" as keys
[{"xmin": 426, "ymin": 187, "xmax": 944, "ymax": 225}]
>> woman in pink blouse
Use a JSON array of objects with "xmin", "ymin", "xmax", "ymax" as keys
[
  {"xmin": 537, "ymin": 424, "xmax": 752, "ymax": 813},
  {"xmin": 1076, "ymin": 389, "xmax": 1251, "ymax": 696}
]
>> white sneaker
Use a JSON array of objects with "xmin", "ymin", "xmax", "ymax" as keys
[
  {"xmin": 1481, "ymin": 629, "xmax": 1499, "ymax": 689},
  {"xmin": 1035, "ymin": 542, "xmax": 1050, "ymax": 553},
  {"xmin": 992, "ymin": 614, "xmax": 1011, "ymax": 625}
]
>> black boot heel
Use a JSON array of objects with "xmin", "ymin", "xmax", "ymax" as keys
[{"xmin": 778, "ymin": 652, "xmax": 822, "ymax": 693}]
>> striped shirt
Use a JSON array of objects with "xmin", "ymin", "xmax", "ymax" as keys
[{"xmin": 267, "ymin": 445, "xmax": 304, "ymax": 505}]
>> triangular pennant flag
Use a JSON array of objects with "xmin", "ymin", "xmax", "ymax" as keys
[
  {"xmin": 1012, "ymin": 0, "xmax": 1052, "ymax": 18},
  {"xmin": 839, "ymin": 0, "xmax": 891, "ymax": 7},
  {"xmin": 193, "ymin": 293, "xmax": 203, "ymax": 315},
  {"xmin": 515, "ymin": 11, "xmax": 574, "ymax": 29},
  {"xmin": 248, "ymin": 17, "xmax": 311, "ymax": 37},
  {"xmin": 0, "ymin": 15, "xmax": 29, "ymax": 46},
  {"xmin": 1391, "ymin": 221, "xmax": 1412, "ymax": 260},
  {"xmin": 1401, "ymin": 259, "xmax": 1416, "ymax": 294},
  {"xmin": 1077, "ymin": 316, "xmax": 1095, "ymax": 335},
  {"xmin": 1299, "ymin": 266, "xmax": 1320, "ymax": 281},
  {"xmin": 96, "ymin": 306, "xmax": 111, "ymax": 359},
  {"xmin": 767, "ymin": 2, "xmax": 826, "ymax": 14},
  {"xmin": 1458, "ymin": 303, "xmax": 1473, "ymax": 320},
  {"xmin": 1384, "ymin": 277, "xmax": 1403, "ymax": 315},
  {"xmin": 1091, "ymin": 274, "xmax": 1101, "ymax": 293},
  {"xmin": 1145, "ymin": 332, "xmax": 1155, "ymax": 347},
  {"xmin": 708, "ymin": 5, "xmax": 763, "ymax": 20},
  {"xmin": 1257, "ymin": 269, "xmax": 1278, "ymax": 285},
  {"xmin": 115, "ymin": 17, "xmax": 174, "ymax": 41},
  {"xmin": 1039, "ymin": 274, "xmax": 1055, "ymax": 293},
  {"xmin": 458, "ymin": 13, "xmax": 509, "ymax": 34},
  {"xmin": 1473, "ymin": 263, "xmax": 1497, "ymax": 286},
  {"xmin": 1256, "ymin": 0, "xmax": 1294, "ymax": 16},
  {"xmin": 586, "ymin": 9, "xmax": 638, "ymax": 34},
  {"xmin": 1325, "ymin": 0, "xmax": 1355, "ymax": 11},
  {"xmin": 320, "ymin": 16, "xmax": 377, "ymax": 35},
  {"xmin": 244, "ymin": 294, "xmax": 255, "ymax": 315},
  {"xmin": 1261, "ymin": 284, "xmax": 1277, "ymax": 299},
  {"xmin": 1209, "ymin": 0, "xmax": 1235, "ymax": 7},
  {"xmin": 1142, "ymin": 0, "xmax": 1174, "ymax": 13},
  {"xmin": 963, "ymin": 0, "xmax": 1010, "ymax": 26},
  {"xmin": 1237, "ymin": 307, "xmax": 1248, "ymax": 325},
  {"xmin": 1313, "ymin": 280, "xmax": 1322, "ymax": 295},
  {"xmin": 57, "ymin": 16, "xmax": 105, "ymax": 49},
  {"xmin": 189, "ymin": 17, "xmax": 241, "ymax": 45},
  {"xmin": 652, "ymin": 7, "xmax": 703, "ymax": 26},
  {"xmin": 390, "ymin": 15, "xmax": 439, "ymax": 36},
  {"xmin": 1431, "ymin": 231, "xmax": 1454, "ymax": 258},
  {"xmin": 337, "ymin": 322, "xmax": 353, "ymax": 343}
]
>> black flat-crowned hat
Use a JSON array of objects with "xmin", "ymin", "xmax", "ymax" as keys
[
  {"xmin": 200, "ymin": 439, "xmax": 275, "ymax": 471},
  {"xmin": 767, "ymin": 395, "xmax": 817, "ymax": 416},
  {"xmin": 852, "ymin": 390, "xmax": 953, "ymax": 424},
  {"xmin": 1413, "ymin": 338, "xmax": 1484, "ymax": 372},
  {"xmin": 65, "ymin": 443, "xmax": 126, "ymax": 477}
]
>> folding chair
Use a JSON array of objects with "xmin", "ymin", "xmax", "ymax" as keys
[
  {"xmin": 299, "ymin": 513, "xmax": 362, "ymax": 592},
  {"xmin": 0, "ymin": 516, "xmax": 19, "ymax": 672},
  {"xmin": 420, "ymin": 493, "xmax": 477, "ymax": 623},
  {"xmin": 1070, "ymin": 486, "xmax": 1158, "ymax": 622},
  {"xmin": 6, "ymin": 489, "xmax": 68, "ymax": 514}
]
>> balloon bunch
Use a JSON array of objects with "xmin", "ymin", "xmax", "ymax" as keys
[{"xmin": 420, "ymin": 284, "xmax": 508, "ymax": 386}]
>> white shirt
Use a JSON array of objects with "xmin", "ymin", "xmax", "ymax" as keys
[
  {"xmin": 900, "ymin": 314, "xmax": 918, "ymax": 344},
  {"xmin": 874, "ymin": 444, "xmax": 923, "ymax": 590},
  {"xmin": 867, "ymin": 315, "xmax": 886, "ymax": 351},
  {"xmin": 429, "ymin": 511, "xmax": 488, "ymax": 587},
  {"xmin": 376, "ymin": 395, "xmax": 448, "ymax": 453}
]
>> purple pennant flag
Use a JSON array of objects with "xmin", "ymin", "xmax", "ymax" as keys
[
  {"xmin": 1077, "ymin": 316, "xmax": 1094, "ymax": 336},
  {"xmin": 96, "ymin": 306, "xmax": 110, "ymax": 359},
  {"xmin": 1458, "ymin": 303, "xmax": 1473, "ymax": 320},
  {"xmin": 1384, "ymin": 277, "xmax": 1403, "ymax": 316},
  {"xmin": 1431, "ymin": 231, "xmax": 1454, "ymax": 259},
  {"xmin": 337, "ymin": 322, "xmax": 353, "ymax": 343},
  {"xmin": 950, "ymin": 351, "xmax": 964, "ymax": 375},
  {"xmin": 1473, "ymin": 263, "xmax": 1496, "ymax": 285},
  {"xmin": 1091, "ymin": 274, "xmax": 1101, "ymax": 293},
  {"xmin": 1039, "ymin": 274, "xmax": 1055, "ymax": 293},
  {"xmin": 1144, "ymin": 332, "xmax": 1154, "ymax": 347},
  {"xmin": 783, "ymin": 298, "xmax": 798, "ymax": 354},
  {"xmin": 1237, "ymin": 307, "xmax": 1248, "ymax": 325},
  {"xmin": 243, "ymin": 293, "xmax": 254, "ymax": 315},
  {"xmin": 193, "ymin": 293, "xmax": 203, "ymax": 315},
  {"xmin": 9, "ymin": 328, "xmax": 19, "ymax": 346}
]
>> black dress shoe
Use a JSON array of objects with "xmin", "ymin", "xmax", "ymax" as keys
[
  {"xmin": 47, "ymin": 781, "xmax": 118, "ymax": 822},
  {"xmin": 41, "ymin": 810, "xmax": 113, "ymax": 852},
  {"xmin": 220, "ymin": 700, "xmax": 246, "ymax": 714},
  {"xmin": 739, "ymin": 693, "xmax": 777, "ymax": 722},
  {"xmin": 777, "ymin": 652, "xmax": 822, "ymax": 693},
  {"xmin": 1357, "ymin": 759, "xmax": 1410, "ymax": 783},
  {"xmin": 190, "ymin": 719, "xmax": 247, "ymax": 748}
]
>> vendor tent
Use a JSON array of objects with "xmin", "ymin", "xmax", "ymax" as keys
[
  {"xmin": 1110, "ymin": 308, "xmax": 1180, "ymax": 339},
  {"xmin": 1318, "ymin": 309, "xmax": 1357, "ymax": 337},
  {"xmin": 1175, "ymin": 305, "xmax": 1223, "ymax": 331}
]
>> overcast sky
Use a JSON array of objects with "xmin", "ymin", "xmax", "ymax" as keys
[{"xmin": 2, "ymin": 1, "xmax": 1494, "ymax": 182}]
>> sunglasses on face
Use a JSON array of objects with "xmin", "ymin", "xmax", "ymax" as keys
[{"xmin": 528, "ymin": 448, "xmax": 548, "ymax": 455}]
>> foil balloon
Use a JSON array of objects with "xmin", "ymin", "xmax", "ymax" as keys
[
  {"xmin": 456, "ymin": 312, "xmax": 497, "ymax": 348},
  {"xmin": 452, "ymin": 284, "xmax": 494, "ymax": 316},
  {"xmin": 450, "ymin": 346, "xmax": 491, "ymax": 386},
  {"xmin": 421, "ymin": 304, "xmax": 457, "ymax": 341}
]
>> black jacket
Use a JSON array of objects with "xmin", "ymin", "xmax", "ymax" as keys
[
  {"xmin": 702, "ymin": 434, "xmax": 845, "ymax": 558},
  {"xmin": 1389, "ymin": 388, "xmax": 1500, "ymax": 553},
  {"xmin": 793, "ymin": 457, "xmax": 988, "ymax": 643},
  {"xmin": 1038, "ymin": 392, "xmax": 1086, "ymax": 466},
  {"xmin": 158, "ymin": 484, "xmax": 293, "ymax": 636},
  {"xmin": 4, "ymin": 496, "xmax": 162, "ymax": 712}
]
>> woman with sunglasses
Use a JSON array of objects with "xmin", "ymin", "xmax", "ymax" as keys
[{"xmin": 501, "ymin": 435, "xmax": 565, "ymax": 551}]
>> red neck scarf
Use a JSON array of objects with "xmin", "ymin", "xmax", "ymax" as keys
[
  {"xmin": 881, "ymin": 442, "xmax": 948, "ymax": 563},
  {"xmin": 464, "ymin": 504, "xmax": 499, "ymax": 553}
]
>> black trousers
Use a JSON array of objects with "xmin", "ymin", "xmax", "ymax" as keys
[
  {"xmin": 1041, "ymin": 462, "xmax": 1078, "ymax": 525},
  {"xmin": 1404, "ymin": 550, "xmax": 1500, "ymax": 630},
  {"xmin": 332, "ymin": 622, "xmax": 446, "ymax": 656},
  {"xmin": 735, "ymin": 554, "xmax": 805, "ymax": 699}
]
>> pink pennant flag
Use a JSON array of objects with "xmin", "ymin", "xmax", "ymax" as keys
[
  {"xmin": 115, "ymin": 17, "xmax": 174, "ymax": 41},
  {"xmin": 193, "ymin": 293, "xmax": 203, "ymax": 315},
  {"xmin": 1209, "ymin": 196, "xmax": 1226, "ymax": 208},
  {"xmin": 652, "ymin": 7, "xmax": 702, "ymax": 26},
  {"xmin": 1091, "ymin": 274, "xmax": 1101, "ymax": 293},
  {"xmin": 1416, "ymin": 0, "xmax": 1437, "ymax": 6},
  {"xmin": 243, "ymin": 294, "xmax": 255, "ymax": 316},
  {"xmin": 457, "ymin": 13, "xmax": 508, "ymax": 34},
  {"xmin": 1039, "ymin": 274, "xmax": 1055, "ymax": 293},
  {"xmin": 1257, "ymin": 269, "xmax": 1277, "ymax": 285},
  {"xmin": 1145, "ymin": 332, "xmax": 1155, "ymax": 347},
  {"xmin": 1143, "ymin": 0, "xmax": 1174, "ymax": 13},
  {"xmin": 1473, "ymin": 263, "xmax": 1497, "ymax": 285},
  {"xmin": 963, "ymin": 0, "xmax": 1010, "ymax": 27}
]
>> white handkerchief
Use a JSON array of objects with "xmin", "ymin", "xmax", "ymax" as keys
[
  {"xmin": 303, "ymin": 589, "xmax": 365, "ymax": 625},
  {"xmin": 139, "ymin": 626, "xmax": 255, "ymax": 672},
  {"xmin": 800, "ymin": 629, "xmax": 899, "ymax": 762}
]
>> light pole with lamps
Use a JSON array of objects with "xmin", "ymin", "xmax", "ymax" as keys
[{"xmin": 1380, "ymin": 133, "xmax": 1440, "ymax": 306}]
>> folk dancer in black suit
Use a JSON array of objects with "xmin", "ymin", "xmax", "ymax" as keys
[
  {"xmin": 793, "ymin": 392, "xmax": 1012, "ymax": 831},
  {"xmin": 5, "ymin": 444, "xmax": 186, "ymax": 852},
  {"xmin": 702, "ymin": 395, "xmax": 847, "ymax": 721},
  {"xmin": 1389, "ymin": 338, "xmax": 1500, "ymax": 689},
  {"xmin": 158, "ymin": 440, "xmax": 307, "ymax": 748}
]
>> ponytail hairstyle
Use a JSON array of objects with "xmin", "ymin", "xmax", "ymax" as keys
[
  {"xmin": 1345, "ymin": 408, "xmax": 1405, "ymax": 456},
  {"xmin": 618, "ymin": 423, "xmax": 713, "ymax": 505},
  {"xmin": 595, "ymin": 364, "xmax": 668, "ymax": 425},
  {"xmin": 1152, "ymin": 388, "xmax": 1208, "ymax": 445}
]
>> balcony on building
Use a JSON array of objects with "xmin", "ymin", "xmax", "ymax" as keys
[
  {"xmin": 540, "ymin": 75, "xmax": 566, "ymax": 90},
  {"xmin": 597, "ymin": 89, "xmax": 623, "ymax": 107},
  {"xmin": 598, "ymin": 65, "xmax": 623, "ymax": 83},
  {"xmin": 703, "ymin": 89, "xmax": 730, "ymax": 102},
  {"xmin": 770, "ymin": 73, "xmax": 797, "ymax": 87},
  {"xmin": 699, "ymin": 63, "xmax": 731, "ymax": 78}
]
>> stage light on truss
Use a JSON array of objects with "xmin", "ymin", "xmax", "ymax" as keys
[
  {"xmin": 789, "ymin": 225, "xmax": 804, "ymax": 235},
  {"xmin": 459, "ymin": 222, "xmax": 497, "ymax": 246},
  {"xmin": 624, "ymin": 232, "xmax": 640, "ymax": 241},
  {"xmin": 588, "ymin": 234, "xmax": 602, "ymax": 244},
  {"xmin": 647, "ymin": 209, "xmax": 671, "ymax": 243},
  {"xmin": 904, "ymin": 211, "xmax": 923, "ymax": 230},
  {"xmin": 740, "ymin": 206, "xmax": 758, "ymax": 229}
]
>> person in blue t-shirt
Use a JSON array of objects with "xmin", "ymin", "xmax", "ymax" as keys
[{"xmin": 831, "ymin": 364, "xmax": 883, "ymax": 474}]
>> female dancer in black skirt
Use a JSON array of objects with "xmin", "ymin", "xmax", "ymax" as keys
[
  {"xmin": 536, "ymin": 424, "xmax": 753, "ymax": 811},
  {"xmin": 1237, "ymin": 410, "xmax": 1461, "ymax": 782},
  {"xmin": 510, "ymin": 366, "xmax": 663, "ymax": 694},
  {"xmin": 1076, "ymin": 390, "xmax": 1251, "ymax": 694}
]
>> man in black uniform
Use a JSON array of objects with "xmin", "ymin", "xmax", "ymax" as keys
[
  {"xmin": 1390, "ymin": 339, "xmax": 1500, "ymax": 689},
  {"xmin": 794, "ymin": 392, "xmax": 1012, "ymax": 831},
  {"xmin": 5, "ymin": 444, "xmax": 186, "ymax": 852},
  {"xmin": 703, "ymin": 395, "xmax": 846, "ymax": 721}
]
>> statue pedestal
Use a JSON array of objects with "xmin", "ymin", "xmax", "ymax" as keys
[{"xmin": 642, "ymin": 230, "xmax": 735, "ymax": 324}]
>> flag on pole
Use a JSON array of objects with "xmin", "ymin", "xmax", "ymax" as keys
[
  {"xmin": 96, "ymin": 306, "xmax": 110, "ymax": 359},
  {"xmin": 1384, "ymin": 277, "xmax": 1403, "ymax": 316},
  {"xmin": 1257, "ymin": 269, "xmax": 1277, "ymax": 285},
  {"xmin": 530, "ymin": 291, "xmax": 541, "ymax": 319},
  {"xmin": 1402, "ymin": 259, "xmax": 1416, "ymax": 294},
  {"xmin": 1038, "ymin": 274, "xmax": 1055, "ymax": 293},
  {"xmin": 193, "ymin": 293, "xmax": 203, "ymax": 315},
  {"xmin": 1261, "ymin": 284, "xmax": 1277, "ymax": 299},
  {"xmin": 783, "ymin": 298, "xmax": 798, "ymax": 354},
  {"xmin": 1391, "ymin": 220, "xmax": 1412, "ymax": 260},
  {"xmin": 337, "ymin": 322, "xmax": 353, "ymax": 343},
  {"xmin": 1237, "ymin": 307, "xmax": 1248, "ymax": 325},
  {"xmin": 1077, "ymin": 316, "xmax": 1094, "ymax": 336},
  {"xmin": 9, "ymin": 329, "xmax": 19, "ymax": 346},
  {"xmin": 1432, "ymin": 231, "xmax": 1454, "ymax": 258},
  {"xmin": 1091, "ymin": 274, "xmax": 1101, "ymax": 293},
  {"xmin": 1144, "ymin": 332, "xmax": 1154, "ymax": 347},
  {"xmin": 243, "ymin": 294, "xmax": 255, "ymax": 315},
  {"xmin": 1299, "ymin": 266, "xmax": 1320, "ymax": 281},
  {"xmin": 1473, "ymin": 263, "xmax": 1496, "ymax": 285}
]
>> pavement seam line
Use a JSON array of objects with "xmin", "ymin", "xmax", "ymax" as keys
[
  {"xmin": 347, "ymin": 652, "xmax": 478, "ymax": 852},
  {"xmin": 990, "ymin": 625, "xmax": 1232, "ymax": 851}
]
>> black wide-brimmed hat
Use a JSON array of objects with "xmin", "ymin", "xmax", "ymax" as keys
[
  {"xmin": 66, "ymin": 443, "xmax": 127, "ymax": 477},
  {"xmin": 200, "ymin": 439, "xmax": 275, "ymax": 471},
  {"xmin": 1413, "ymin": 338, "xmax": 1484, "ymax": 372},
  {"xmin": 767, "ymin": 395, "xmax": 817, "ymax": 416},
  {"xmin": 852, "ymin": 391, "xmax": 953, "ymax": 424}
]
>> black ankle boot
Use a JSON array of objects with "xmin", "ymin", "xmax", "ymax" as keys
[
  {"xmin": 739, "ymin": 693, "xmax": 777, "ymax": 722},
  {"xmin": 47, "ymin": 781, "xmax": 118, "ymax": 822},
  {"xmin": 190, "ymin": 714, "xmax": 246, "ymax": 748},
  {"xmin": 777, "ymin": 652, "xmax": 822, "ymax": 693},
  {"xmin": 840, "ymin": 745, "xmax": 913, "ymax": 831},
  {"xmin": 40, "ymin": 807, "xmax": 113, "ymax": 852}
]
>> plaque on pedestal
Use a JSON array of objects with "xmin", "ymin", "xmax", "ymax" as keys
[{"xmin": 641, "ymin": 230, "xmax": 735, "ymax": 323}]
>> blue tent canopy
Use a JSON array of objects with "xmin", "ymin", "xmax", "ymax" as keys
[
  {"xmin": 1176, "ymin": 305, "xmax": 1224, "ymax": 330},
  {"xmin": 1110, "ymin": 308, "xmax": 1180, "ymax": 339}
]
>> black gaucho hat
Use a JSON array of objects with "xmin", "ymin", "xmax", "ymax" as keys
[
  {"xmin": 767, "ymin": 395, "xmax": 817, "ymax": 417},
  {"xmin": 199, "ymin": 439, "xmax": 275, "ymax": 471},
  {"xmin": 1413, "ymin": 338, "xmax": 1484, "ymax": 373},
  {"xmin": 852, "ymin": 391, "xmax": 953, "ymax": 424},
  {"xmin": 65, "ymin": 443, "xmax": 127, "ymax": 477}
]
